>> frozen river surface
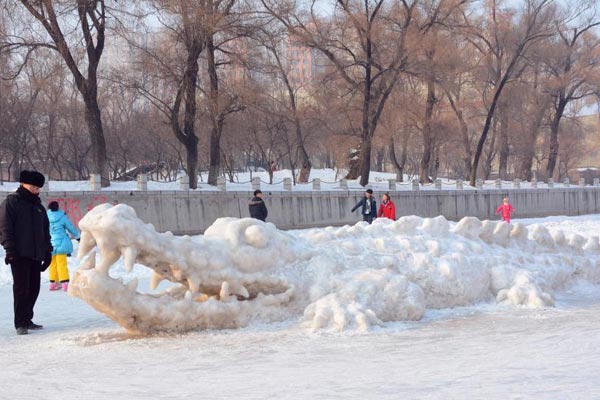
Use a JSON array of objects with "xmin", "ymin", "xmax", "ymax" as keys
[{"xmin": 1, "ymin": 215, "xmax": 600, "ymax": 399}]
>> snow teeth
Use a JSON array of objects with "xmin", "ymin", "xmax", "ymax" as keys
[
  {"xmin": 229, "ymin": 283, "xmax": 249, "ymax": 299},
  {"xmin": 126, "ymin": 278, "xmax": 138, "ymax": 292},
  {"xmin": 187, "ymin": 278, "xmax": 199, "ymax": 294},
  {"xmin": 220, "ymin": 281, "xmax": 235, "ymax": 302},
  {"xmin": 96, "ymin": 249, "xmax": 119, "ymax": 274},
  {"xmin": 122, "ymin": 246, "xmax": 138, "ymax": 273},
  {"xmin": 150, "ymin": 273, "xmax": 164, "ymax": 290},
  {"xmin": 239, "ymin": 285, "xmax": 249, "ymax": 299},
  {"xmin": 80, "ymin": 251, "xmax": 97, "ymax": 270},
  {"xmin": 76, "ymin": 231, "xmax": 96, "ymax": 260},
  {"xmin": 172, "ymin": 268, "xmax": 183, "ymax": 281}
]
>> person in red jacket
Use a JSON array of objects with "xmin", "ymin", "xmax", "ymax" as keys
[
  {"xmin": 495, "ymin": 197, "xmax": 515, "ymax": 223},
  {"xmin": 377, "ymin": 193, "xmax": 396, "ymax": 220}
]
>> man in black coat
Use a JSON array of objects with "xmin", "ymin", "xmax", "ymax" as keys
[
  {"xmin": 0, "ymin": 170, "xmax": 52, "ymax": 335},
  {"xmin": 249, "ymin": 190, "xmax": 268, "ymax": 222},
  {"xmin": 351, "ymin": 188, "xmax": 377, "ymax": 224}
]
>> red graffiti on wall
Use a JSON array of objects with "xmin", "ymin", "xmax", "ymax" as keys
[
  {"xmin": 47, "ymin": 195, "xmax": 109, "ymax": 227},
  {"xmin": 87, "ymin": 195, "xmax": 108, "ymax": 211}
]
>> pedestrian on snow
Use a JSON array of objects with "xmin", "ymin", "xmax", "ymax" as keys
[
  {"xmin": 249, "ymin": 190, "xmax": 268, "ymax": 222},
  {"xmin": 0, "ymin": 170, "xmax": 52, "ymax": 335},
  {"xmin": 377, "ymin": 193, "xmax": 396, "ymax": 220},
  {"xmin": 351, "ymin": 188, "xmax": 377, "ymax": 224},
  {"xmin": 496, "ymin": 197, "xmax": 515, "ymax": 224},
  {"xmin": 47, "ymin": 201, "xmax": 80, "ymax": 292}
]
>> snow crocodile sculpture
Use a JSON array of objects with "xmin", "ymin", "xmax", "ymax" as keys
[{"xmin": 71, "ymin": 204, "xmax": 600, "ymax": 334}]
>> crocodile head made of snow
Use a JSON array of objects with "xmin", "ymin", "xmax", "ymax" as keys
[{"xmin": 70, "ymin": 204, "xmax": 600, "ymax": 334}]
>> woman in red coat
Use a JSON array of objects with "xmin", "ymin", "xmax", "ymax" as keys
[{"xmin": 377, "ymin": 193, "xmax": 396, "ymax": 220}]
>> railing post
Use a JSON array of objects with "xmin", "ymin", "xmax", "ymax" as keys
[
  {"xmin": 579, "ymin": 178, "xmax": 586, "ymax": 188},
  {"xmin": 179, "ymin": 174, "xmax": 189, "ymax": 190},
  {"xmin": 476, "ymin": 179, "xmax": 483, "ymax": 189},
  {"xmin": 456, "ymin": 179, "xmax": 464, "ymax": 190},
  {"xmin": 547, "ymin": 178, "xmax": 554, "ymax": 188},
  {"xmin": 252, "ymin": 177, "xmax": 261, "ymax": 191},
  {"xmin": 530, "ymin": 178, "xmax": 537, "ymax": 189},
  {"xmin": 412, "ymin": 178, "xmax": 420, "ymax": 191},
  {"xmin": 513, "ymin": 179, "xmax": 521, "ymax": 189},
  {"xmin": 339, "ymin": 179, "xmax": 348, "ymax": 190},
  {"xmin": 388, "ymin": 178, "xmax": 396, "ymax": 191},
  {"xmin": 435, "ymin": 178, "xmax": 442, "ymax": 190},
  {"xmin": 217, "ymin": 176, "xmax": 227, "ymax": 191},
  {"xmin": 312, "ymin": 178, "xmax": 321, "ymax": 190},
  {"xmin": 495, "ymin": 179, "xmax": 502, "ymax": 189},
  {"xmin": 593, "ymin": 178, "xmax": 599, "ymax": 187},
  {"xmin": 563, "ymin": 178, "xmax": 570, "ymax": 188},
  {"xmin": 90, "ymin": 174, "xmax": 101, "ymax": 191},
  {"xmin": 283, "ymin": 177, "xmax": 292, "ymax": 191},
  {"xmin": 137, "ymin": 173, "xmax": 148, "ymax": 191}
]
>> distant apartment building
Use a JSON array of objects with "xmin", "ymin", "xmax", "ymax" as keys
[{"xmin": 285, "ymin": 36, "xmax": 320, "ymax": 87}]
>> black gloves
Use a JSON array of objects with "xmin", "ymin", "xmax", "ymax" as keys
[
  {"xmin": 40, "ymin": 252, "xmax": 52, "ymax": 272},
  {"xmin": 4, "ymin": 252, "xmax": 17, "ymax": 265}
]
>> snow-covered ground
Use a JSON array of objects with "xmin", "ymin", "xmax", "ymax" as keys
[
  {"xmin": 0, "ymin": 168, "xmax": 579, "ymax": 192},
  {"xmin": 2, "ymin": 214, "xmax": 600, "ymax": 399}
]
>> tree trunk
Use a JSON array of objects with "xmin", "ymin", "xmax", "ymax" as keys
[
  {"xmin": 295, "ymin": 118, "xmax": 311, "ymax": 183},
  {"xmin": 419, "ymin": 76, "xmax": 436, "ymax": 183},
  {"xmin": 470, "ymin": 86, "xmax": 502, "ymax": 186},
  {"xmin": 459, "ymin": 117, "xmax": 472, "ymax": 179},
  {"xmin": 388, "ymin": 135, "xmax": 406, "ymax": 182},
  {"xmin": 375, "ymin": 148, "xmax": 385, "ymax": 172},
  {"xmin": 399, "ymin": 133, "xmax": 409, "ymax": 182},
  {"xmin": 518, "ymin": 102, "xmax": 547, "ymax": 180},
  {"xmin": 208, "ymin": 126, "xmax": 221, "ymax": 186},
  {"xmin": 185, "ymin": 135, "xmax": 199, "ymax": 189},
  {"xmin": 445, "ymin": 91, "xmax": 471, "ymax": 179},
  {"xmin": 358, "ymin": 139, "xmax": 372, "ymax": 187},
  {"xmin": 207, "ymin": 36, "xmax": 221, "ymax": 186},
  {"xmin": 497, "ymin": 106, "xmax": 509, "ymax": 180},
  {"xmin": 346, "ymin": 146, "xmax": 361, "ymax": 179},
  {"xmin": 482, "ymin": 117, "xmax": 498, "ymax": 180},
  {"xmin": 357, "ymin": 35, "xmax": 373, "ymax": 187},
  {"xmin": 83, "ymin": 96, "xmax": 109, "ymax": 185},
  {"xmin": 546, "ymin": 96, "xmax": 567, "ymax": 180}
]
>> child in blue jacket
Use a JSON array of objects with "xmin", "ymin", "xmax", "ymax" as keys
[{"xmin": 47, "ymin": 201, "xmax": 80, "ymax": 291}]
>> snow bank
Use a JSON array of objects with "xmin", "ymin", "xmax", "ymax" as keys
[
  {"xmin": 2, "ymin": 204, "xmax": 598, "ymax": 333},
  {"xmin": 60, "ymin": 205, "xmax": 600, "ymax": 334}
]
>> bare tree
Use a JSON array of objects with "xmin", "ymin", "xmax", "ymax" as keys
[
  {"xmin": 253, "ymin": 22, "xmax": 313, "ymax": 182},
  {"xmin": 3, "ymin": 1, "xmax": 111, "ymax": 185},
  {"xmin": 465, "ymin": 0, "xmax": 555, "ymax": 186},
  {"xmin": 116, "ymin": 0, "xmax": 209, "ymax": 188},
  {"xmin": 544, "ymin": 2, "xmax": 600, "ymax": 179},
  {"xmin": 204, "ymin": 0, "xmax": 248, "ymax": 186},
  {"xmin": 260, "ymin": 0, "xmax": 421, "ymax": 186}
]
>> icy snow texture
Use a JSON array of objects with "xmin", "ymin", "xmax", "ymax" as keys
[{"xmin": 70, "ymin": 204, "xmax": 600, "ymax": 334}]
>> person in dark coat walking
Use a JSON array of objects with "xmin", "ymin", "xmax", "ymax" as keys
[
  {"xmin": 0, "ymin": 170, "xmax": 52, "ymax": 335},
  {"xmin": 249, "ymin": 190, "xmax": 268, "ymax": 221},
  {"xmin": 351, "ymin": 188, "xmax": 377, "ymax": 224}
]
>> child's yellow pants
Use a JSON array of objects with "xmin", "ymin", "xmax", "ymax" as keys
[{"xmin": 49, "ymin": 254, "xmax": 69, "ymax": 283}]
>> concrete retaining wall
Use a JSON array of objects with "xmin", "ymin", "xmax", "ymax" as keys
[{"xmin": 1, "ymin": 188, "xmax": 599, "ymax": 235}]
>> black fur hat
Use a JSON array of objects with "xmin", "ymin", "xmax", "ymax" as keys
[{"xmin": 19, "ymin": 170, "xmax": 45, "ymax": 188}]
